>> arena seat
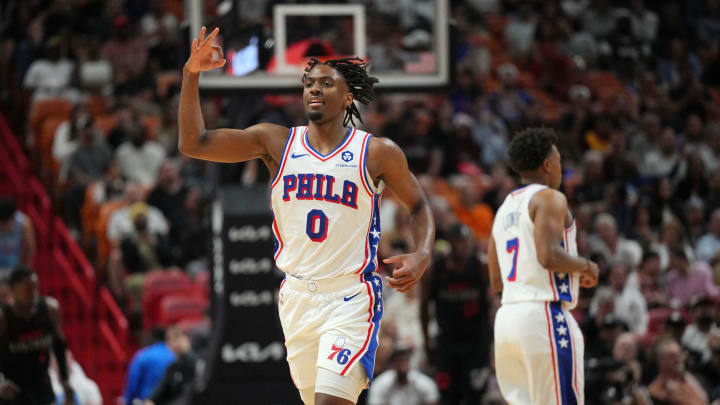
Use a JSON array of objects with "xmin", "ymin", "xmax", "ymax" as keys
[
  {"xmin": 157, "ymin": 293, "xmax": 208, "ymax": 326},
  {"xmin": 142, "ymin": 270, "xmax": 195, "ymax": 330}
]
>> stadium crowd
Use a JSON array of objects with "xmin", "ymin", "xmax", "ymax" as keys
[{"xmin": 1, "ymin": 0, "xmax": 720, "ymax": 404}]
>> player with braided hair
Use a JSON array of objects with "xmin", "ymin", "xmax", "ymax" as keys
[
  {"xmin": 179, "ymin": 28, "xmax": 434, "ymax": 405},
  {"xmin": 303, "ymin": 57, "xmax": 379, "ymax": 126}
]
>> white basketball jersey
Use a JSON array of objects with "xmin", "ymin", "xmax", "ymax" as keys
[
  {"xmin": 491, "ymin": 184, "xmax": 579, "ymax": 309},
  {"xmin": 270, "ymin": 126, "xmax": 384, "ymax": 280}
]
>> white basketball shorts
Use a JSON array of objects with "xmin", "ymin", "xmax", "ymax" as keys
[
  {"xmin": 278, "ymin": 272, "xmax": 383, "ymax": 403},
  {"xmin": 494, "ymin": 301, "xmax": 584, "ymax": 405}
]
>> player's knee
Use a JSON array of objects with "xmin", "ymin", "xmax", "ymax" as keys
[{"xmin": 314, "ymin": 366, "xmax": 367, "ymax": 405}]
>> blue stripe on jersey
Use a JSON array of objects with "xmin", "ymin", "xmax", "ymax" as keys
[
  {"xmin": 554, "ymin": 238, "xmax": 572, "ymax": 302},
  {"xmin": 305, "ymin": 127, "xmax": 352, "ymax": 158},
  {"xmin": 361, "ymin": 193, "xmax": 381, "ymax": 274},
  {"xmin": 553, "ymin": 273, "xmax": 572, "ymax": 302},
  {"xmin": 549, "ymin": 302, "xmax": 578, "ymax": 405},
  {"xmin": 360, "ymin": 273, "xmax": 383, "ymax": 382}
]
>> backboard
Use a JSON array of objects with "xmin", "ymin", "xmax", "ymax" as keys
[{"xmin": 188, "ymin": 0, "xmax": 449, "ymax": 90}]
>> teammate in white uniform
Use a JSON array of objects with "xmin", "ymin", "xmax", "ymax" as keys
[
  {"xmin": 178, "ymin": 28, "xmax": 435, "ymax": 405},
  {"xmin": 487, "ymin": 128, "xmax": 599, "ymax": 405}
]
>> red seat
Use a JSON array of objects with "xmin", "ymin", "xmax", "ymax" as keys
[
  {"xmin": 142, "ymin": 270, "xmax": 193, "ymax": 329},
  {"xmin": 193, "ymin": 270, "xmax": 210, "ymax": 298},
  {"xmin": 157, "ymin": 293, "xmax": 208, "ymax": 326}
]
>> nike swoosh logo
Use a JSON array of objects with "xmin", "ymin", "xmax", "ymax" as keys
[
  {"xmin": 291, "ymin": 152, "xmax": 309, "ymax": 158},
  {"xmin": 343, "ymin": 293, "xmax": 360, "ymax": 302}
]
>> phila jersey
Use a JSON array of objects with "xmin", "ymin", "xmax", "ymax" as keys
[
  {"xmin": 491, "ymin": 184, "xmax": 579, "ymax": 309},
  {"xmin": 270, "ymin": 126, "xmax": 384, "ymax": 280}
]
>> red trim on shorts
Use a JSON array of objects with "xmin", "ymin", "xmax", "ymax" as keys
[
  {"xmin": 545, "ymin": 302, "xmax": 561, "ymax": 405},
  {"xmin": 341, "ymin": 275, "xmax": 374, "ymax": 375}
]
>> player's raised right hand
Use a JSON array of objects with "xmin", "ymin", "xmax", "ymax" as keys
[
  {"xmin": 580, "ymin": 259, "xmax": 599, "ymax": 288},
  {"xmin": 184, "ymin": 27, "xmax": 226, "ymax": 74}
]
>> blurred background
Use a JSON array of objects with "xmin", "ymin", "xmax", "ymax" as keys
[{"xmin": 1, "ymin": 0, "xmax": 720, "ymax": 404}]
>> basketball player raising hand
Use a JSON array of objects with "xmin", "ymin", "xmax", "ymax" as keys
[
  {"xmin": 179, "ymin": 28, "xmax": 435, "ymax": 405},
  {"xmin": 488, "ymin": 127, "xmax": 599, "ymax": 405}
]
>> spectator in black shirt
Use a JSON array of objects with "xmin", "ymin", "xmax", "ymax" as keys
[
  {"xmin": 147, "ymin": 159, "xmax": 188, "ymax": 250},
  {"xmin": 693, "ymin": 329, "xmax": 720, "ymax": 404},
  {"xmin": 421, "ymin": 223, "xmax": 489, "ymax": 405},
  {"xmin": 145, "ymin": 326, "xmax": 199, "ymax": 405}
]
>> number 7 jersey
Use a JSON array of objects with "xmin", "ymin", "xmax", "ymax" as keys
[
  {"xmin": 491, "ymin": 184, "xmax": 579, "ymax": 309},
  {"xmin": 270, "ymin": 126, "xmax": 384, "ymax": 280}
]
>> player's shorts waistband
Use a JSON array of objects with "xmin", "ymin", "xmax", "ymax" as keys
[{"xmin": 282, "ymin": 274, "xmax": 366, "ymax": 294}]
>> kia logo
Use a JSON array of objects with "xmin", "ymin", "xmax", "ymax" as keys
[
  {"xmin": 228, "ymin": 225, "xmax": 272, "ymax": 242},
  {"xmin": 229, "ymin": 290, "xmax": 274, "ymax": 307},
  {"xmin": 221, "ymin": 342, "xmax": 285, "ymax": 362}
]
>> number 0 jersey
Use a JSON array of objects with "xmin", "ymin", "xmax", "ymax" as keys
[
  {"xmin": 270, "ymin": 126, "xmax": 384, "ymax": 280},
  {"xmin": 491, "ymin": 184, "xmax": 579, "ymax": 309}
]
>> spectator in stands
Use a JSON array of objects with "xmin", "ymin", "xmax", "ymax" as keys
[
  {"xmin": 147, "ymin": 159, "xmax": 189, "ymax": 249},
  {"xmin": 605, "ymin": 262, "xmax": 649, "ymax": 334},
  {"xmin": 694, "ymin": 329, "xmax": 720, "ymax": 404},
  {"xmin": 53, "ymin": 103, "xmax": 91, "ymax": 174},
  {"xmin": 66, "ymin": 116, "xmax": 112, "ymax": 186},
  {"xmin": 108, "ymin": 201, "xmax": 172, "ymax": 305},
  {"xmin": 449, "ymin": 176, "xmax": 494, "ymax": 241},
  {"xmin": 590, "ymin": 213, "xmax": 643, "ymax": 268},
  {"xmin": 118, "ymin": 202, "xmax": 173, "ymax": 274},
  {"xmin": 367, "ymin": 345, "xmax": 440, "ymax": 405},
  {"xmin": 421, "ymin": 223, "xmax": 489, "ymax": 405},
  {"xmin": 597, "ymin": 332, "xmax": 652, "ymax": 405},
  {"xmin": 653, "ymin": 219, "xmax": 695, "ymax": 271},
  {"xmin": 640, "ymin": 127, "xmax": 681, "ymax": 179},
  {"xmin": 629, "ymin": 111, "xmax": 662, "ymax": 158},
  {"xmin": 685, "ymin": 197, "xmax": 708, "ymax": 245},
  {"xmin": 582, "ymin": 0, "xmax": 617, "ymax": 41},
  {"xmin": 682, "ymin": 295, "xmax": 719, "ymax": 365},
  {"xmin": 145, "ymin": 326, "xmax": 198, "ymax": 405},
  {"xmin": 102, "ymin": 15, "xmax": 149, "ymax": 93},
  {"xmin": 504, "ymin": 2, "xmax": 538, "ymax": 60},
  {"xmin": 22, "ymin": 36, "xmax": 77, "ymax": 102},
  {"xmin": 488, "ymin": 63, "xmax": 532, "ymax": 129},
  {"xmin": 115, "ymin": 119, "xmax": 166, "ymax": 187},
  {"xmin": 649, "ymin": 339, "xmax": 708, "ymax": 405},
  {"xmin": 697, "ymin": 209, "xmax": 720, "ymax": 264},
  {"xmin": 634, "ymin": 251, "xmax": 669, "ymax": 309},
  {"xmin": 666, "ymin": 249, "xmax": 719, "ymax": 306},
  {"xmin": 140, "ymin": 0, "xmax": 179, "ymax": 49},
  {"xmin": 0, "ymin": 197, "xmax": 35, "ymax": 288},
  {"xmin": 695, "ymin": 124, "xmax": 720, "ymax": 175},
  {"xmin": 124, "ymin": 327, "xmax": 175, "ymax": 405},
  {"xmin": 107, "ymin": 192, "xmax": 168, "ymax": 246}
]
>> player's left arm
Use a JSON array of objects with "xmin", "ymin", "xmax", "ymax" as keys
[
  {"xmin": 367, "ymin": 137, "xmax": 435, "ymax": 293},
  {"xmin": 47, "ymin": 297, "xmax": 73, "ymax": 401},
  {"xmin": 487, "ymin": 235, "xmax": 503, "ymax": 293}
]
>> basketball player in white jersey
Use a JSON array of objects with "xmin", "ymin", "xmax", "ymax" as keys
[
  {"xmin": 178, "ymin": 28, "xmax": 435, "ymax": 405},
  {"xmin": 487, "ymin": 127, "xmax": 599, "ymax": 405}
]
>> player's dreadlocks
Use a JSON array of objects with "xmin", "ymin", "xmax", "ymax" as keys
[{"xmin": 303, "ymin": 57, "xmax": 379, "ymax": 127}]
